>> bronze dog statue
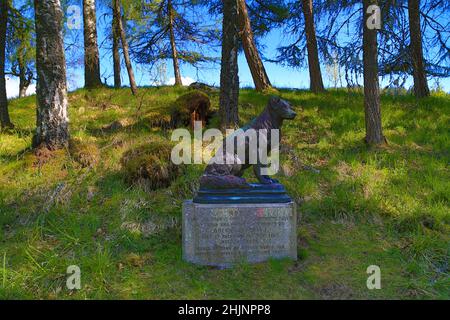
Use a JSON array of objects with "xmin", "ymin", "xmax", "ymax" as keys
[{"xmin": 200, "ymin": 96, "xmax": 297, "ymax": 189}]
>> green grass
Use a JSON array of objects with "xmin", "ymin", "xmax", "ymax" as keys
[{"xmin": 0, "ymin": 86, "xmax": 448, "ymax": 299}]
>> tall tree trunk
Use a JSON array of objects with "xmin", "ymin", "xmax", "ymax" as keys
[
  {"xmin": 237, "ymin": 0, "xmax": 271, "ymax": 92},
  {"xmin": 408, "ymin": 0, "xmax": 429, "ymax": 98},
  {"xmin": 18, "ymin": 52, "xmax": 32, "ymax": 98},
  {"xmin": 19, "ymin": 83, "xmax": 28, "ymax": 98},
  {"xmin": 83, "ymin": 0, "xmax": 102, "ymax": 88},
  {"xmin": 33, "ymin": 0, "xmax": 69, "ymax": 149},
  {"xmin": 112, "ymin": 0, "xmax": 121, "ymax": 88},
  {"xmin": 302, "ymin": 0, "xmax": 325, "ymax": 93},
  {"xmin": 18, "ymin": 63, "xmax": 29, "ymax": 98},
  {"xmin": 363, "ymin": 0, "xmax": 384, "ymax": 145},
  {"xmin": 0, "ymin": 0, "xmax": 13, "ymax": 128},
  {"xmin": 168, "ymin": 0, "xmax": 182, "ymax": 86},
  {"xmin": 220, "ymin": 0, "xmax": 240, "ymax": 129},
  {"xmin": 17, "ymin": 18, "xmax": 32, "ymax": 98},
  {"xmin": 115, "ymin": 0, "xmax": 137, "ymax": 95}
]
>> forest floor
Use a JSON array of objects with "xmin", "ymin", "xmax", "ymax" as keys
[{"xmin": 0, "ymin": 86, "xmax": 448, "ymax": 299}]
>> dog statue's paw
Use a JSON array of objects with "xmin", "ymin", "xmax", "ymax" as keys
[{"xmin": 259, "ymin": 177, "xmax": 279, "ymax": 184}]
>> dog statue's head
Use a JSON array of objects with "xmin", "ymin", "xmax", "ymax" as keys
[{"xmin": 268, "ymin": 96, "xmax": 297, "ymax": 120}]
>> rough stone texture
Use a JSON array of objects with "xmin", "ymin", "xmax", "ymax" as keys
[{"xmin": 183, "ymin": 201, "xmax": 297, "ymax": 267}]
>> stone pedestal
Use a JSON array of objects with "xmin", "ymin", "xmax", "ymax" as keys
[{"xmin": 182, "ymin": 201, "xmax": 297, "ymax": 267}]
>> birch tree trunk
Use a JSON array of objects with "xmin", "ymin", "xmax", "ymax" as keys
[
  {"xmin": 168, "ymin": 0, "xmax": 182, "ymax": 86},
  {"xmin": 33, "ymin": 0, "xmax": 69, "ymax": 149},
  {"xmin": 18, "ymin": 61, "xmax": 31, "ymax": 98},
  {"xmin": 220, "ymin": 0, "xmax": 240, "ymax": 129},
  {"xmin": 17, "ymin": 19, "xmax": 32, "ymax": 98},
  {"xmin": 238, "ymin": 0, "xmax": 271, "ymax": 92},
  {"xmin": 0, "ymin": 0, "xmax": 13, "ymax": 128},
  {"xmin": 363, "ymin": 0, "xmax": 384, "ymax": 145},
  {"xmin": 115, "ymin": 0, "xmax": 137, "ymax": 95},
  {"xmin": 301, "ymin": 0, "xmax": 325, "ymax": 93},
  {"xmin": 83, "ymin": 0, "xmax": 102, "ymax": 88},
  {"xmin": 408, "ymin": 0, "xmax": 430, "ymax": 98}
]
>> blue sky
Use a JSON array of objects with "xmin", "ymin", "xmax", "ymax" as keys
[
  {"xmin": 66, "ymin": 25, "xmax": 320, "ymax": 91},
  {"xmin": 67, "ymin": 3, "xmax": 449, "ymax": 93},
  {"xmin": 88, "ymin": 27, "xmax": 449, "ymax": 93}
]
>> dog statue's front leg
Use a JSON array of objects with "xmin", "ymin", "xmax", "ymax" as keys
[{"xmin": 253, "ymin": 164, "xmax": 279, "ymax": 184}]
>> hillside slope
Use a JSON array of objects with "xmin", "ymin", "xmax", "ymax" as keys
[{"xmin": 0, "ymin": 87, "xmax": 448, "ymax": 299}]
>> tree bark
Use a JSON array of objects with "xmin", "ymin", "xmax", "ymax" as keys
[
  {"xmin": 115, "ymin": 0, "xmax": 137, "ymax": 95},
  {"xmin": 220, "ymin": 0, "xmax": 240, "ymax": 129},
  {"xmin": 33, "ymin": 0, "xmax": 69, "ymax": 149},
  {"xmin": 168, "ymin": 0, "xmax": 182, "ymax": 86},
  {"xmin": 83, "ymin": 0, "xmax": 102, "ymax": 88},
  {"xmin": 18, "ymin": 53, "xmax": 32, "ymax": 98},
  {"xmin": 0, "ymin": 0, "xmax": 13, "ymax": 128},
  {"xmin": 408, "ymin": 0, "xmax": 429, "ymax": 98},
  {"xmin": 17, "ymin": 18, "xmax": 32, "ymax": 98},
  {"xmin": 19, "ymin": 83, "xmax": 28, "ymax": 98},
  {"xmin": 237, "ymin": 0, "xmax": 271, "ymax": 92},
  {"xmin": 363, "ymin": 0, "xmax": 384, "ymax": 145},
  {"xmin": 301, "ymin": 0, "xmax": 325, "ymax": 93},
  {"xmin": 112, "ymin": 0, "xmax": 121, "ymax": 88},
  {"xmin": 18, "ymin": 67, "xmax": 31, "ymax": 98}
]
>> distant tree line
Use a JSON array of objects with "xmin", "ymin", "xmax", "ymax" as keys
[{"xmin": 0, "ymin": 0, "xmax": 448, "ymax": 148}]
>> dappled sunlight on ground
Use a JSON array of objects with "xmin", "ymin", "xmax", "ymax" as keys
[{"xmin": 0, "ymin": 87, "xmax": 448, "ymax": 299}]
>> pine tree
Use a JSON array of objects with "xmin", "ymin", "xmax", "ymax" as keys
[
  {"xmin": 83, "ymin": 0, "xmax": 102, "ymax": 88},
  {"xmin": 112, "ymin": 0, "xmax": 121, "ymax": 88},
  {"xmin": 274, "ymin": 0, "xmax": 325, "ymax": 92},
  {"xmin": 363, "ymin": 0, "xmax": 384, "ymax": 145},
  {"xmin": 0, "ymin": 0, "xmax": 13, "ymax": 128},
  {"xmin": 220, "ymin": 0, "xmax": 240, "ymax": 129},
  {"xmin": 301, "ymin": 0, "xmax": 324, "ymax": 93},
  {"xmin": 131, "ymin": 0, "xmax": 216, "ymax": 85},
  {"xmin": 408, "ymin": 0, "xmax": 430, "ymax": 98},
  {"xmin": 114, "ymin": 0, "xmax": 137, "ymax": 95},
  {"xmin": 6, "ymin": 2, "xmax": 35, "ymax": 98},
  {"xmin": 238, "ymin": 0, "xmax": 272, "ymax": 92}
]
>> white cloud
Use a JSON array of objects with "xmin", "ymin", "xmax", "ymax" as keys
[
  {"xmin": 5, "ymin": 76, "xmax": 36, "ymax": 99},
  {"xmin": 166, "ymin": 76, "xmax": 195, "ymax": 86}
]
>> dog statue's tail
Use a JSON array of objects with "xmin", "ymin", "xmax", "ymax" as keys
[{"xmin": 199, "ymin": 175, "xmax": 251, "ymax": 189}]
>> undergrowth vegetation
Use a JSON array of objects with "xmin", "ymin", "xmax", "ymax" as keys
[
  {"xmin": 0, "ymin": 87, "xmax": 448, "ymax": 299},
  {"xmin": 121, "ymin": 137, "xmax": 182, "ymax": 191}
]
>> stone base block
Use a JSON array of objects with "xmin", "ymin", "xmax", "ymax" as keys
[{"xmin": 182, "ymin": 201, "xmax": 297, "ymax": 267}]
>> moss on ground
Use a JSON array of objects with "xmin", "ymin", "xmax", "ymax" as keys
[
  {"xmin": 169, "ymin": 90, "xmax": 211, "ymax": 127},
  {"xmin": 69, "ymin": 138, "xmax": 100, "ymax": 168},
  {"xmin": 121, "ymin": 137, "xmax": 182, "ymax": 191}
]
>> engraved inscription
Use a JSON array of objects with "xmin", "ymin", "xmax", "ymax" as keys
[{"xmin": 193, "ymin": 207, "xmax": 293, "ymax": 259}]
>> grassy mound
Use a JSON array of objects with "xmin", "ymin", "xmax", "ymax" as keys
[
  {"xmin": 68, "ymin": 138, "xmax": 100, "ymax": 168},
  {"xmin": 141, "ymin": 112, "xmax": 172, "ymax": 130},
  {"xmin": 169, "ymin": 90, "xmax": 210, "ymax": 127},
  {"xmin": 120, "ymin": 137, "xmax": 182, "ymax": 191},
  {"xmin": 103, "ymin": 118, "xmax": 133, "ymax": 133},
  {"xmin": 188, "ymin": 82, "xmax": 219, "ymax": 94}
]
